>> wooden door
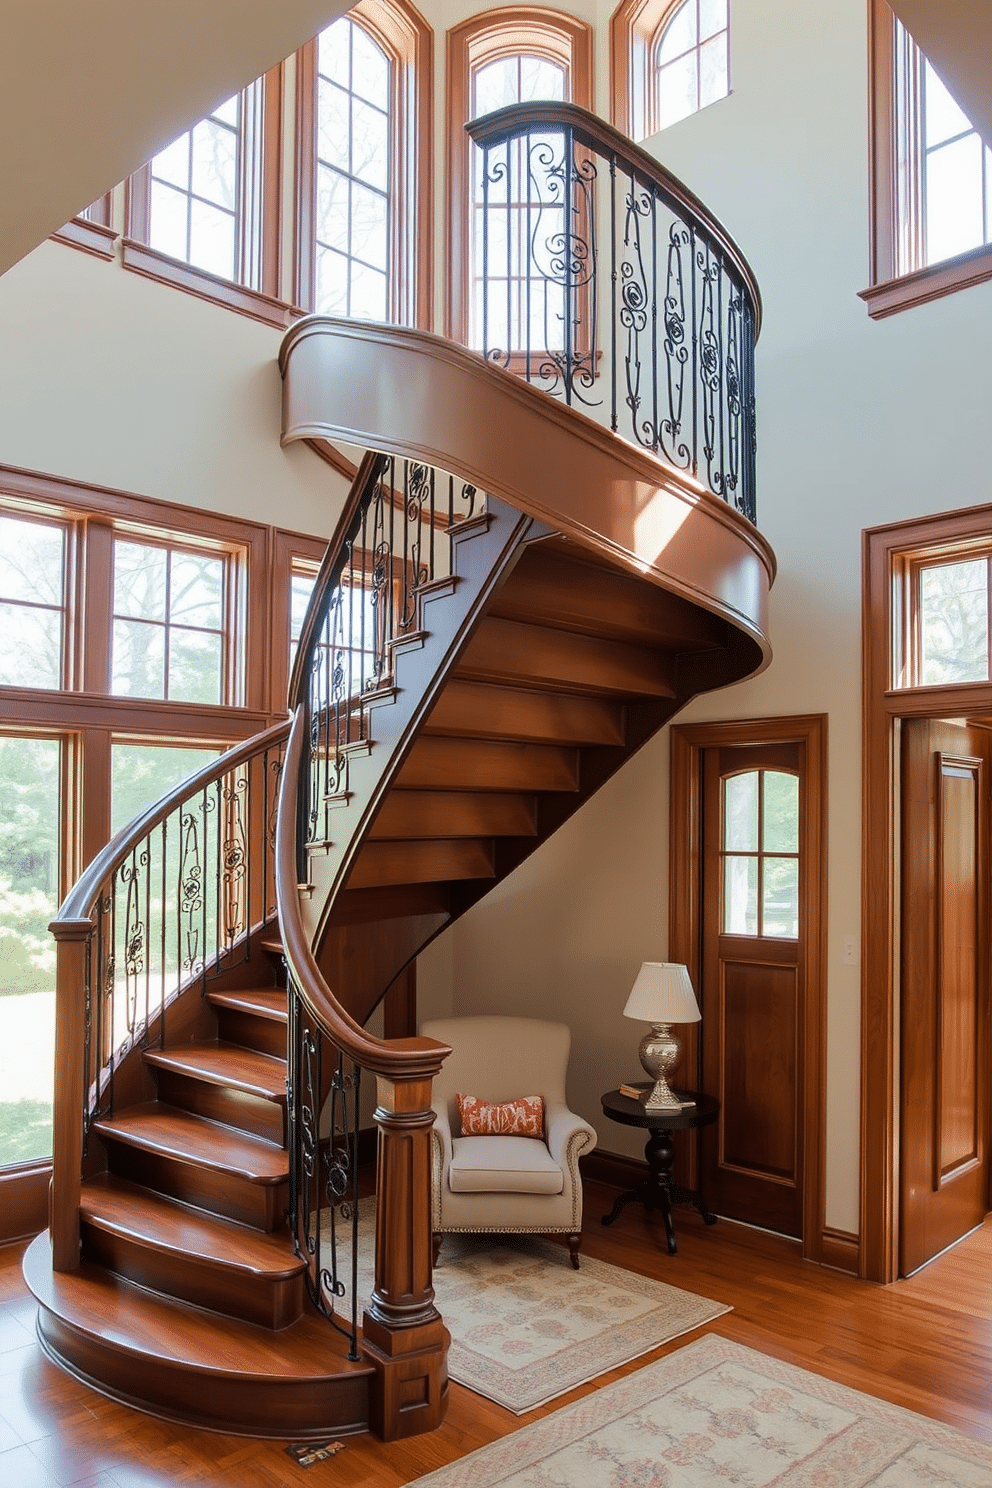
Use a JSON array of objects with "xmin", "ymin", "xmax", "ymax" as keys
[
  {"xmin": 700, "ymin": 743, "xmax": 804, "ymax": 1236},
  {"xmin": 900, "ymin": 718, "xmax": 990, "ymax": 1276}
]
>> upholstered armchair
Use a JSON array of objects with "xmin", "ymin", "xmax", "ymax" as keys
[{"xmin": 421, "ymin": 1015, "xmax": 597, "ymax": 1268}]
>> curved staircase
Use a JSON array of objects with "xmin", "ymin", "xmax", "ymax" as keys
[{"xmin": 26, "ymin": 102, "xmax": 774, "ymax": 1443}]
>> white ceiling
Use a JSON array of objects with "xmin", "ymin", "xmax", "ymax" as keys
[{"xmin": 0, "ymin": 0, "xmax": 350, "ymax": 277}]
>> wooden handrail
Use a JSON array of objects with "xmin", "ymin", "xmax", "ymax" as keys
[
  {"xmin": 464, "ymin": 99, "xmax": 762, "ymax": 337},
  {"xmin": 53, "ymin": 720, "xmax": 292, "ymax": 928},
  {"xmin": 275, "ymin": 710, "xmax": 451, "ymax": 1081}
]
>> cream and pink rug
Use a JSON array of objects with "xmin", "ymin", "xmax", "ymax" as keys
[
  {"xmin": 406, "ymin": 1335, "xmax": 992, "ymax": 1486},
  {"xmin": 338, "ymin": 1202, "xmax": 730, "ymax": 1413}
]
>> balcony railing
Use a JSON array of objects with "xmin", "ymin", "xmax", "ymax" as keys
[{"xmin": 467, "ymin": 101, "xmax": 761, "ymax": 524}]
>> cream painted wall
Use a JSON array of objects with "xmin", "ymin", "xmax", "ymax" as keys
[
  {"xmin": 0, "ymin": 241, "xmax": 347, "ymax": 535},
  {"xmin": 418, "ymin": 0, "xmax": 992, "ymax": 1237}
]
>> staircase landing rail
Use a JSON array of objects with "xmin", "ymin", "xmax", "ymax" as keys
[{"xmin": 465, "ymin": 99, "xmax": 760, "ymax": 523}]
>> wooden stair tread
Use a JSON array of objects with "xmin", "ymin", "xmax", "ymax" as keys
[
  {"xmin": 143, "ymin": 1042, "xmax": 287, "ymax": 1101},
  {"xmin": 94, "ymin": 1103, "xmax": 288, "ymax": 1184},
  {"xmin": 458, "ymin": 616, "xmax": 677, "ymax": 698},
  {"xmin": 80, "ymin": 1174, "xmax": 304, "ymax": 1282},
  {"xmin": 207, "ymin": 986, "xmax": 288, "ymax": 1023},
  {"xmin": 424, "ymin": 678, "xmax": 624, "ymax": 746},
  {"xmin": 395, "ymin": 735, "xmax": 579, "ymax": 792},
  {"xmin": 24, "ymin": 1233, "xmax": 369, "ymax": 1380},
  {"xmin": 369, "ymin": 789, "xmax": 536, "ymax": 840},
  {"xmin": 259, "ymin": 937, "xmax": 284, "ymax": 957}
]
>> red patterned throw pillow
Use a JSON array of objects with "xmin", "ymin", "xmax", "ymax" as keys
[{"xmin": 456, "ymin": 1093, "xmax": 544, "ymax": 1138}]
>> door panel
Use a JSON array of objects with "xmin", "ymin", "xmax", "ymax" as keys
[
  {"xmin": 701, "ymin": 742, "xmax": 804, "ymax": 1237},
  {"xmin": 900, "ymin": 719, "xmax": 989, "ymax": 1276}
]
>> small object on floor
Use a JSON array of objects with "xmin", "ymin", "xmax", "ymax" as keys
[
  {"xmin": 285, "ymin": 1441, "xmax": 345, "ymax": 1468},
  {"xmin": 618, "ymin": 1083, "xmax": 643, "ymax": 1099}
]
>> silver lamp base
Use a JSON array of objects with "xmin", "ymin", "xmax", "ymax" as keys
[{"xmin": 637, "ymin": 1023, "xmax": 684, "ymax": 1111}]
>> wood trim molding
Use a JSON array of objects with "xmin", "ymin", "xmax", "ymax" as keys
[
  {"xmin": 51, "ymin": 214, "xmax": 117, "ymax": 261},
  {"xmin": 0, "ymin": 1164, "xmax": 51, "ymax": 1244},
  {"xmin": 860, "ymin": 243, "xmax": 992, "ymax": 320},
  {"xmin": 609, "ymin": 0, "xmax": 680, "ymax": 140},
  {"xmin": 820, "ymin": 1227, "xmax": 859, "ymax": 1274},
  {"xmin": 668, "ymin": 714, "xmax": 829, "ymax": 1264},
  {"xmin": 580, "ymin": 1147, "xmax": 647, "ymax": 1192},
  {"xmin": 861, "ymin": 501, "xmax": 992, "ymax": 1283},
  {"xmin": 120, "ymin": 238, "xmax": 301, "ymax": 329},
  {"xmin": 445, "ymin": 6, "xmax": 594, "ymax": 344}
]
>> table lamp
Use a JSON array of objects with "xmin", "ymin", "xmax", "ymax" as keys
[{"xmin": 623, "ymin": 961, "xmax": 701, "ymax": 1112}]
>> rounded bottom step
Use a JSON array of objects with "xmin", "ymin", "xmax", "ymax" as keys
[{"xmin": 23, "ymin": 1232, "xmax": 373, "ymax": 1439}]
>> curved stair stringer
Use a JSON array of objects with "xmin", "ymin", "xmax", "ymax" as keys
[{"xmin": 279, "ymin": 317, "xmax": 776, "ymax": 1031}]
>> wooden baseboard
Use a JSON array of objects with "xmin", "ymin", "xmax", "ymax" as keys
[
  {"xmin": 820, "ymin": 1227, "xmax": 859, "ymax": 1274},
  {"xmin": 0, "ymin": 1162, "xmax": 51, "ymax": 1244},
  {"xmin": 581, "ymin": 1148, "xmax": 647, "ymax": 1191}
]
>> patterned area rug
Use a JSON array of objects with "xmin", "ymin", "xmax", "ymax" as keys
[
  {"xmin": 335, "ymin": 1201, "xmax": 730, "ymax": 1413},
  {"xmin": 404, "ymin": 1335, "xmax": 992, "ymax": 1486}
]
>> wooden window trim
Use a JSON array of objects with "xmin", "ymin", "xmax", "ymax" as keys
[
  {"xmin": 294, "ymin": 0, "xmax": 434, "ymax": 328},
  {"xmin": 669, "ymin": 714, "xmax": 828, "ymax": 1265},
  {"xmin": 123, "ymin": 66, "xmax": 294, "ymax": 326},
  {"xmin": 862, "ymin": 0, "xmax": 992, "ymax": 319},
  {"xmin": 51, "ymin": 195, "xmax": 116, "ymax": 260},
  {"xmin": 862, "ymin": 502, "xmax": 992, "ymax": 1283},
  {"xmin": 445, "ymin": 6, "xmax": 594, "ymax": 345},
  {"xmin": 610, "ymin": 0, "xmax": 729, "ymax": 142},
  {"xmin": 271, "ymin": 529, "xmax": 330, "ymax": 714}
]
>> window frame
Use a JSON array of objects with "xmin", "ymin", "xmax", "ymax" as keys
[
  {"xmin": 863, "ymin": 0, "xmax": 992, "ymax": 320},
  {"xmin": 890, "ymin": 538, "xmax": 992, "ymax": 691},
  {"xmin": 610, "ymin": 0, "xmax": 730, "ymax": 143},
  {"xmin": 294, "ymin": 0, "xmax": 434, "ymax": 329},
  {"xmin": 445, "ymin": 6, "xmax": 594, "ymax": 346},
  {"xmin": 52, "ymin": 195, "xmax": 117, "ymax": 260},
  {"xmin": 122, "ymin": 66, "xmax": 290, "ymax": 328}
]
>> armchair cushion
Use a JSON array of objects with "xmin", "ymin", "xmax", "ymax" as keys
[{"xmin": 448, "ymin": 1135, "xmax": 565, "ymax": 1195}]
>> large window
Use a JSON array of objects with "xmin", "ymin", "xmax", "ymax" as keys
[
  {"xmin": 892, "ymin": 542, "xmax": 992, "ymax": 689},
  {"xmin": 0, "ymin": 469, "xmax": 325, "ymax": 1174},
  {"xmin": 611, "ymin": 0, "xmax": 729, "ymax": 141},
  {"xmin": 114, "ymin": 3, "xmax": 432, "ymax": 329},
  {"xmin": 295, "ymin": 0, "xmax": 432, "ymax": 327},
  {"xmin": 864, "ymin": 0, "xmax": 992, "ymax": 318},
  {"xmin": 446, "ymin": 8, "xmax": 594, "ymax": 345}
]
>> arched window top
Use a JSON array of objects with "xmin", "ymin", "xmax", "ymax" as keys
[
  {"xmin": 446, "ymin": 7, "xmax": 593, "ymax": 342},
  {"xmin": 611, "ymin": 0, "xmax": 730, "ymax": 142}
]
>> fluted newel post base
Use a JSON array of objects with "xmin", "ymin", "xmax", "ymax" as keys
[
  {"xmin": 363, "ymin": 1072, "xmax": 449, "ymax": 1441},
  {"xmin": 49, "ymin": 919, "xmax": 92, "ymax": 1273}
]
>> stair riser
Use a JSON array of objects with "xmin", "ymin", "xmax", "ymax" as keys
[
  {"xmin": 36, "ymin": 1310, "xmax": 372, "ymax": 1439},
  {"xmin": 212, "ymin": 1006, "xmax": 288, "ymax": 1059},
  {"xmin": 155, "ymin": 1069, "xmax": 286, "ymax": 1146},
  {"xmin": 104, "ymin": 1142, "xmax": 288, "ymax": 1232},
  {"xmin": 81, "ymin": 1220, "xmax": 304, "ymax": 1330}
]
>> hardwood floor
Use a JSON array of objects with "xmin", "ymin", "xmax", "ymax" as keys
[{"xmin": 4, "ymin": 1183, "xmax": 992, "ymax": 1487}]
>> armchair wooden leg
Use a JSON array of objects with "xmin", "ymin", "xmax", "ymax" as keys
[
  {"xmin": 432, "ymin": 1232, "xmax": 443, "ymax": 1266},
  {"xmin": 567, "ymin": 1233, "xmax": 581, "ymax": 1269}
]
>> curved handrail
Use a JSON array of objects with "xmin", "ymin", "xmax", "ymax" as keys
[
  {"xmin": 280, "ymin": 316, "xmax": 774, "ymax": 653},
  {"xmin": 54, "ymin": 720, "xmax": 291, "ymax": 928},
  {"xmin": 275, "ymin": 712, "xmax": 451, "ymax": 1082},
  {"xmin": 465, "ymin": 99, "xmax": 762, "ymax": 335}
]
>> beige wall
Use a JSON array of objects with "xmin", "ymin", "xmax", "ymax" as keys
[
  {"xmin": 419, "ymin": 0, "xmax": 992, "ymax": 1237},
  {"xmin": 0, "ymin": 241, "xmax": 346, "ymax": 536}
]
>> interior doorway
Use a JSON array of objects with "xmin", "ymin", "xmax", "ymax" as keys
[{"xmin": 669, "ymin": 714, "xmax": 827, "ymax": 1261}]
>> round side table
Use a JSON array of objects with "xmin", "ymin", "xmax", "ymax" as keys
[{"xmin": 600, "ymin": 1085, "xmax": 719, "ymax": 1255}]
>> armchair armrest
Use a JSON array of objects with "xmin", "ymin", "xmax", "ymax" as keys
[{"xmin": 544, "ymin": 1103, "xmax": 597, "ymax": 1167}]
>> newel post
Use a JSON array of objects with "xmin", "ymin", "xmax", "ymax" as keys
[
  {"xmin": 363, "ymin": 1070, "xmax": 449, "ymax": 1440},
  {"xmin": 49, "ymin": 918, "xmax": 92, "ymax": 1272}
]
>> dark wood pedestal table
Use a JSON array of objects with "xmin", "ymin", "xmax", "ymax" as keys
[{"xmin": 600, "ymin": 1085, "xmax": 720, "ymax": 1255}]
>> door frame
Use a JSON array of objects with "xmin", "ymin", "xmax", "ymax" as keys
[
  {"xmin": 862, "ymin": 505, "xmax": 992, "ymax": 1283},
  {"xmin": 669, "ymin": 713, "xmax": 828, "ymax": 1263}
]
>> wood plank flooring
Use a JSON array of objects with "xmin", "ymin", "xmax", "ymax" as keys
[{"xmin": 4, "ymin": 1184, "xmax": 992, "ymax": 1487}]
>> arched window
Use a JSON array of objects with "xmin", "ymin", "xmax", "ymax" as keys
[
  {"xmin": 446, "ymin": 8, "xmax": 594, "ymax": 345},
  {"xmin": 295, "ymin": 0, "xmax": 432, "ymax": 329},
  {"xmin": 864, "ymin": 0, "xmax": 992, "ymax": 318},
  {"xmin": 611, "ymin": 0, "xmax": 729, "ymax": 142}
]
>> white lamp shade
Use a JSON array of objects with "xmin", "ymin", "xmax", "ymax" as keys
[{"xmin": 622, "ymin": 962, "xmax": 700, "ymax": 1024}]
